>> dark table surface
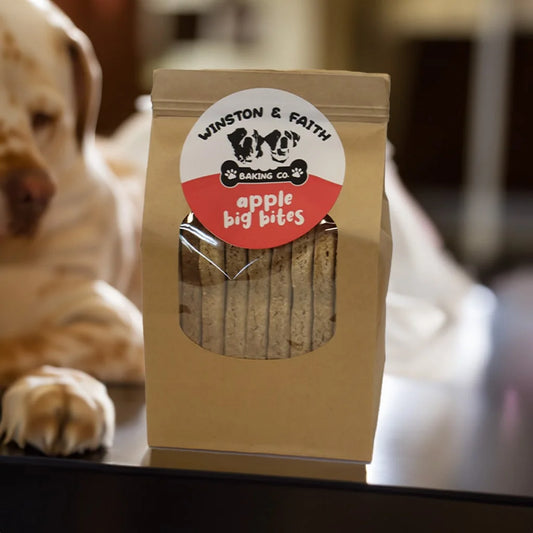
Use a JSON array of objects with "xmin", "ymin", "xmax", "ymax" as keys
[{"xmin": 2, "ymin": 276, "xmax": 533, "ymax": 531}]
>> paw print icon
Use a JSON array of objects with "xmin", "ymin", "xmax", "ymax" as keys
[
  {"xmin": 220, "ymin": 161, "xmax": 240, "ymax": 187},
  {"xmin": 289, "ymin": 159, "xmax": 308, "ymax": 185}
]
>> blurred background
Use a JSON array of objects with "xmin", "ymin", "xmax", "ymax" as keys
[{"xmin": 55, "ymin": 0, "xmax": 533, "ymax": 283}]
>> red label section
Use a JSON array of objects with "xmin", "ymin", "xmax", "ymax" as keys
[{"xmin": 183, "ymin": 174, "xmax": 342, "ymax": 249}]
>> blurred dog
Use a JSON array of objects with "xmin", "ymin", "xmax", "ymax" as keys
[{"xmin": 0, "ymin": 0, "xmax": 144, "ymax": 455}]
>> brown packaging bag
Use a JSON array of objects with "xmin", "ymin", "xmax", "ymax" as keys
[{"xmin": 142, "ymin": 69, "xmax": 391, "ymax": 463}]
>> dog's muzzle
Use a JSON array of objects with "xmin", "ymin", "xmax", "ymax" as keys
[{"xmin": 2, "ymin": 168, "xmax": 56, "ymax": 237}]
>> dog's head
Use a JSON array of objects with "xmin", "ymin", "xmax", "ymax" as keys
[
  {"xmin": 263, "ymin": 130, "xmax": 300, "ymax": 163},
  {"xmin": 0, "ymin": 0, "xmax": 101, "ymax": 238},
  {"xmin": 227, "ymin": 128, "xmax": 264, "ymax": 164}
]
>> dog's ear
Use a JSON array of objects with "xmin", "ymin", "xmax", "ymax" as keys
[
  {"xmin": 292, "ymin": 131, "xmax": 300, "ymax": 145},
  {"xmin": 253, "ymin": 130, "xmax": 264, "ymax": 158},
  {"xmin": 287, "ymin": 131, "xmax": 300, "ymax": 147},
  {"xmin": 263, "ymin": 130, "xmax": 281, "ymax": 150},
  {"xmin": 28, "ymin": 1, "xmax": 102, "ymax": 148},
  {"xmin": 227, "ymin": 127, "xmax": 247, "ymax": 148},
  {"xmin": 66, "ymin": 30, "xmax": 102, "ymax": 148}
]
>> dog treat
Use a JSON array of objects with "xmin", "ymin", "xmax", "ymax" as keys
[
  {"xmin": 267, "ymin": 242, "xmax": 292, "ymax": 358},
  {"xmin": 198, "ymin": 234, "xmax": 226, "ymax": 354},
  {"xmin": 289, "ymin": 228, "xmax": 315, "ymax": 356},
  {"xmin": 312, "ymin": 217, "xmax": 337, "ymax": 350},
  {"xmin": 244, "ymin": 248, "xmax": 272, "ymax": 358},
  {"xmin": 179, "ymin": 215, "xmax": 337, "ymax": 358},
  {"xmin": 179, "ymin": 215, "xmax": 202, "ymax": 345},
  {"xmin": 224, "ymin": 244, "xmax": 248, "ymax": 356}
]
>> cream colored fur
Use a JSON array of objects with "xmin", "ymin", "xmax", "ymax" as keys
[{"xmin": 0, "ymin": 0, "xmax": 144, "ymax": 455}]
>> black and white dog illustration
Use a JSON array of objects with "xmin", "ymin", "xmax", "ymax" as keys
[
  {"xmin": 227, "ymin": 128, "xmax": 264, "ymax": 163},
  {"xmin": 263, "ymin": 130, "xmax": 300, "ymax": 163}
]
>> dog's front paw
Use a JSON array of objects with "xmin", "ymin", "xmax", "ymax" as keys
[{"xmin": 0, "ymin": 366, "xmax": 114, "ymax": 456}]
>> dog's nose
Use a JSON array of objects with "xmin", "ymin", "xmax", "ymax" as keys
[
  {"xmin": 12, "ymin": 170, "xmax": 56, "ymax": 205},
  {"xmin": 3, "ymin": 168, "xmax": 56, "ymax": 236}
]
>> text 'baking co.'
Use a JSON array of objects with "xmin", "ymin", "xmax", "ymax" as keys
[{"xmin": 220, "ymin": 159, "xmax": 308, "ymax": 188}]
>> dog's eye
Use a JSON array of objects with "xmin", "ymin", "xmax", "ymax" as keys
[{"xmin": 31, "ymin": 112, "xmax": 56, "ymax": 131}]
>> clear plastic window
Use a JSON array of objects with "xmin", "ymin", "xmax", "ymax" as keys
[{"xmin": 179, "ymin": 214, "xmax": 337, "ymax": 359}]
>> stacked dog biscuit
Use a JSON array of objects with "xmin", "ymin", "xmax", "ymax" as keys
[{"xmin": 179, "ymin": 215, "xmax": 337, "ymax": 359}]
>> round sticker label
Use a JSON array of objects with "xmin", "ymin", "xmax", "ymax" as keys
[{"xmin": 180, "ymin": 88, "xmax": 345, "ymax": 249}]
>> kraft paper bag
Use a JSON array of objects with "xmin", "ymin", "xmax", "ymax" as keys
[{"xmin": 142, "ymin": 69, "xmax": 391, "ymax": 463}]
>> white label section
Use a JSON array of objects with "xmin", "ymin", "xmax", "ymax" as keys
[{"xmin": 180, "ymin": 88, "xmax": 345, "ymax": 185}]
